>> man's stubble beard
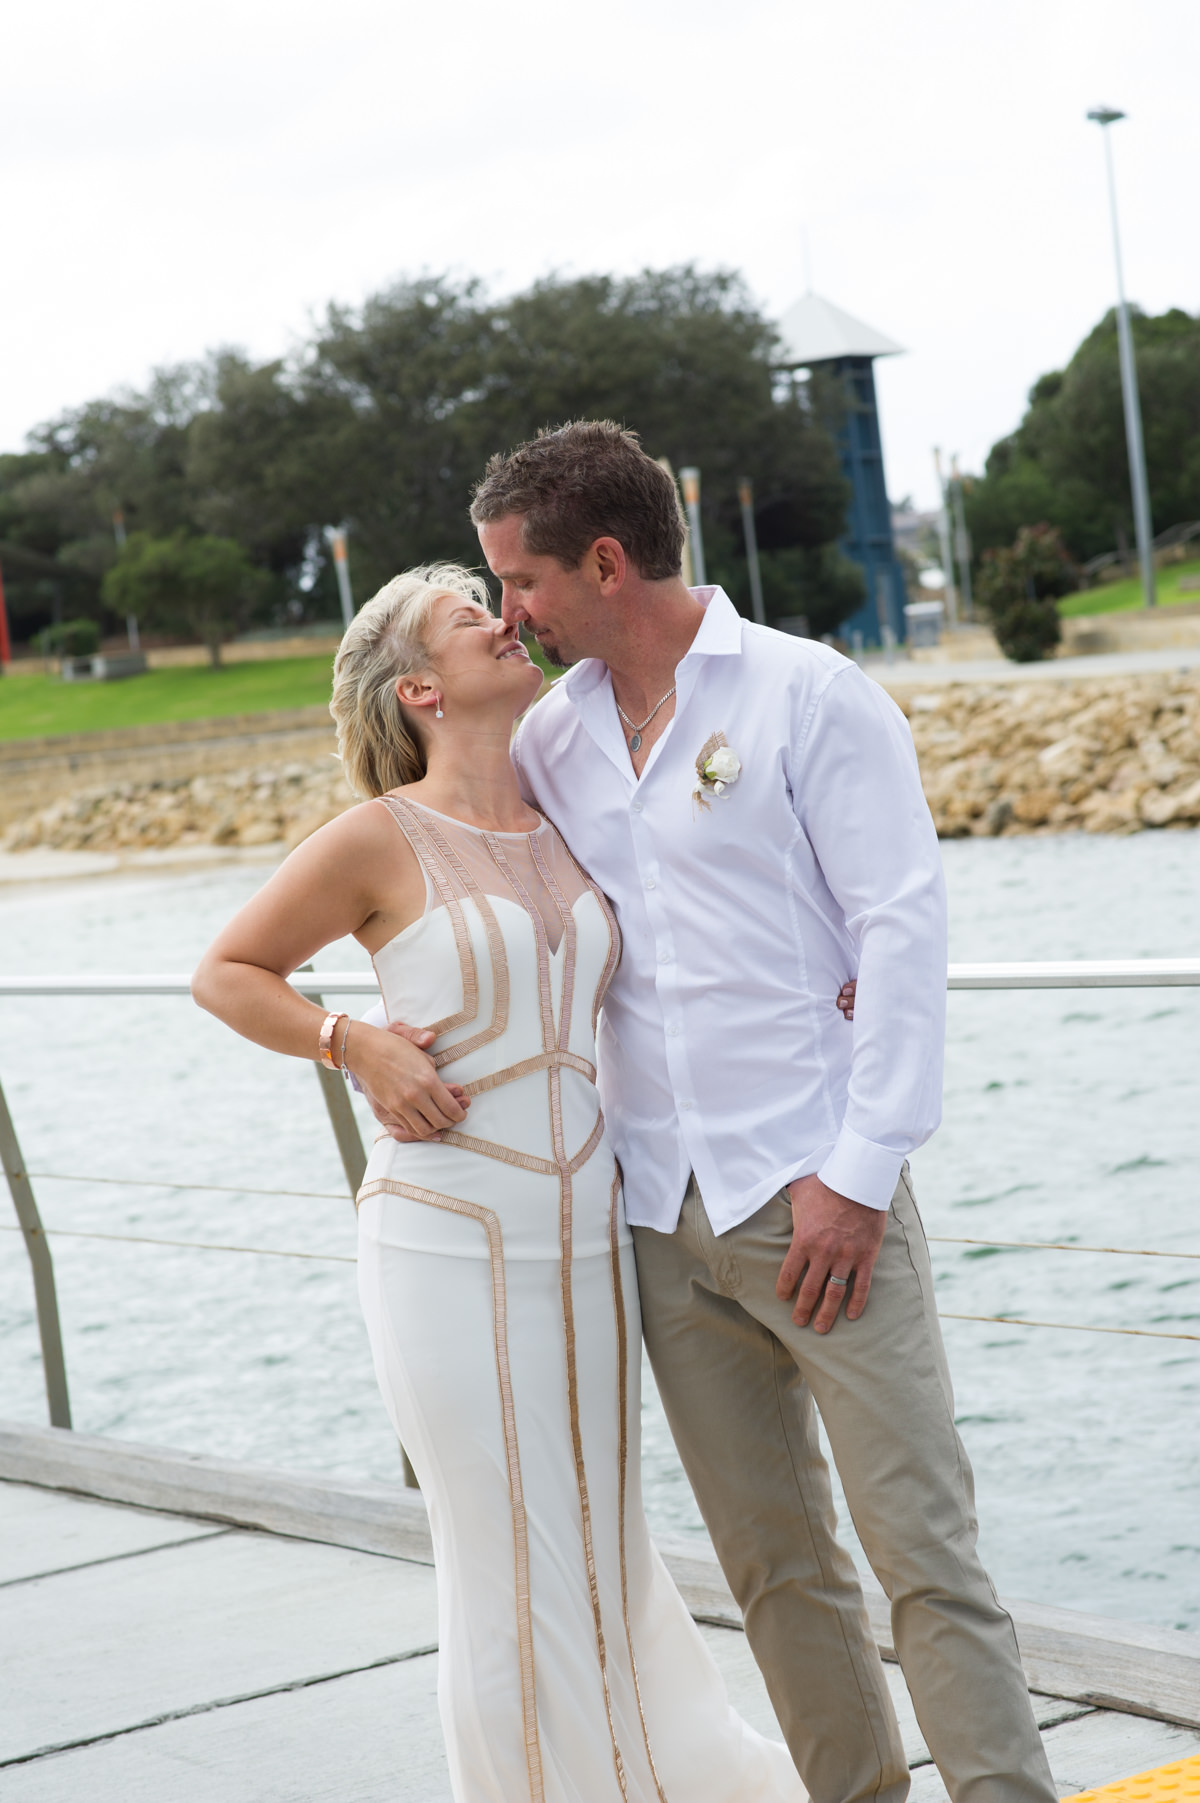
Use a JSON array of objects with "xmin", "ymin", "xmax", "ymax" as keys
[{"xmin": 533, "ymin": 634, "xmax": 573, "ymax": 670}]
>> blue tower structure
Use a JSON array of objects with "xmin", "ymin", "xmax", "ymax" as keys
[{"xmin": 775, "ymin": 293, "xmax": 907, "ymax": 646}]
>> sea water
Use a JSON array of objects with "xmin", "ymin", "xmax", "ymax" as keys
[{"xmin": 0, "ymin": 832, "xmax": 1196, "ymax": 1631}]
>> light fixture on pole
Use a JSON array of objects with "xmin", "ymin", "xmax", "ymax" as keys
[
  {"xmin": 325, "ymin": 525, "xmax": 356, "ymax": 630},
  {"xmin": 678, "ymin": 468, "xmax": 707, "ymax": 587},
  {"xmin": 737, "ymin": 479, "xmax": 766, "ymax": 625},
  {"xmin": 1087, "ymin": 104, "xmax": 1156, "ymax": 608}
]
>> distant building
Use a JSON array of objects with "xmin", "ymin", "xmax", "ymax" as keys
[
  {"xmin": 774, "ymin": 292, "xmax": 908, "ymax": 646},
  {"xmin": 890, "ymin": 503, "xmax": 942, "ymax": 565}
]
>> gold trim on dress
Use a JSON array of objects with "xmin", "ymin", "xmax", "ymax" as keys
[
  {"xmin": 485, "ymin": 834, "xmax": 558, "ymax": 1048},
  {"xmin": 357, "ymin": 1176, "xmax": 545, "ymax": 1803},
  {"xmin": 529, "ymin": 834, "xmax": 578, "ymax": 1052},
  {"xmin": 438, "ymin": 1129, "xmax": 558, "ymax": 1177},
  {"xmin": 439, "ymin": 1106, "xmax": 605, "ymax": 1179},
  {"xmin": 461, "ymin": 1049, "xmax": 595, "ymax": 1096},
  {"xmin": 378, "ymin": 796, "xmax": 512, "ymax": 1065},
  {"xmin": 375, "ymin": 797, "xmax": 479, "ymax": 1037},
  {"xmin": 555, "ymin": 830, "xmax": 621, "ymax": 1033},
  {"xmin": 558, "ymin": 1153, "xmax": 629, "ymax": 1801},
  {"xmin": 608, "ymin": 1170, "xmax": 670, "ymax": 1802}
]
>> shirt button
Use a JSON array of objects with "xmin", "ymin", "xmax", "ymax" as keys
[
  {"xmin": 631, "ymin": 801, "xmax": 643, "ymax": 813},
  {"xmin": 667, "ymin": 1024, "xmax": 680, "ymax": 1037},
  {"xmin": 658, "ymin": 951, "xmax": 671, "ymax": 963},
  {"xmin": 644, "ymin": 877, "xmax": 656, "ymax": 889},
  {"xmin": 681, "ymin": 1100, "xmax": 694, "ymax": 1111}
]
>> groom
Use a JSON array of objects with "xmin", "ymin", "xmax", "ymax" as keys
[{"xmin": 381, "ymin": 421, "xmax": 1056, "ymax": 1803}]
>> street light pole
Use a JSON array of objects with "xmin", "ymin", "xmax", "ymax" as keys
[
  {"xmin": 737, "ymin": 478, "xmax": 766, "ymax": 624},
  {"xmin": 932, "ymin": 449, "xmax": 959, "ymax": 627},
  {"xmin": 1087, "ymin": 105, "xmax": 1156, "ymax": 608},
  {"xmin": 950, "ymin": 456, "xmax": 975, "ymax": 621},
  {"xmin": 678, "ymin": 468, "xmax": 707, "ymax": 587}
]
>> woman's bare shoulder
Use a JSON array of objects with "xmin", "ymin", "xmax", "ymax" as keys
[{"xmin": 282, "ymin": 793, "xmax": 417, "ymax": 880}]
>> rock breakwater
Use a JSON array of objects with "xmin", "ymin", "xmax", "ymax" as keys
[
  {"xmin": 898, "ymin": 670, "xmax": 1200, "ymax": 836},
  {"xmin": 1, "ymin": 761, "xmax": 354, "ymax": 856},
  {"xmin": 2, "ymin": 670, "xmax": 1198, "ymax": 855}
]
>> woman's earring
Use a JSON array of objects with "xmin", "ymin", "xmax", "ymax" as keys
[{"xmin": 434, "ymin": 696, "xmax": 444, "ymax": 719}]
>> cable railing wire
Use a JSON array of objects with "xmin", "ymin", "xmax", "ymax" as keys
[
  {"xmin": 4, "ymin": 957, "xmax": 1200, "ymax": 1430},
  {"xmin": 0, "ymin": 1222, "xmax": 354, "ymax": 1263},
  {"xmin": 22, "ymin": 1172, "xmax": 1200, "ymax": 1263},
  {"xmin": 2, "ymin": 1222, "xmax": 1197, "ymax": 1342},
  {"xmin": 27, "ymin": 1170, "xmax": 351, "ymax": 1203}
]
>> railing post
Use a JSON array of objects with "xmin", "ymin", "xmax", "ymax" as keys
[
  {"xmin": 303, "ymin": 970, "xmax": 368, "ymax": 1197},
  {"xmin": 313, "ymin": 1062, "xmax": 368, "ymax": 1196},
  {"xmin": 0, "ymin": 1074, "xmax": 71, "ymax": 1428},
  {"xmin": 304, "ymin": 976, "xmax": 416, "ymax": 1487}
]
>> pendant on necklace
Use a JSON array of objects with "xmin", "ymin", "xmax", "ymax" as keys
[{"xmin": 629, "ymin": 731, "xmax": 642, "ymax": 752}]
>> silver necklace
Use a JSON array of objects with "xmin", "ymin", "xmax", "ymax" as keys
[{"xmin": 616, "ymin": 686, "xmax": 676, "ymax": 752}]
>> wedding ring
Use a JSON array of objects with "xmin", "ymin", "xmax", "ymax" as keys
[{"xmin": 826, "ymin": 1274, "xmax": 850, "ymax": 1288}]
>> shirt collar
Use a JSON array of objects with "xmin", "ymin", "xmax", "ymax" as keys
[{"xmin": 556, "ymin": 586, "xmax": 744, "ymax": 704}]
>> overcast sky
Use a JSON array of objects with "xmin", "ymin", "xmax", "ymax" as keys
[{"xmin": 5, "ymin": 0, "xmax": 1196, "ymax": 509}]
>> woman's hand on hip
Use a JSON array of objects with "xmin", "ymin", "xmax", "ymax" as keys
[{"xmin": 347, "ymin": 1019, "xmax": 470, "ymax": 1141}]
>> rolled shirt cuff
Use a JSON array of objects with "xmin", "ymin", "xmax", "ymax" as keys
[{"xmin": 817, "ymin": 1123, "xmax": 905, "ymax": 1211}]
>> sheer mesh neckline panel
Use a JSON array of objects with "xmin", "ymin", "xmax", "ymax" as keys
[{"xmin": 378, "ymin": 795, "xmax": 592, "ymax": 956}]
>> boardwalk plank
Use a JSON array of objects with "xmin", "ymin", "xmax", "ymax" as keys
[
  {"xmin": 699, "ymin": 1625, "xmax": 1089, "ymax": 1768},
  {"xmin": 0, "ymin": 1481, "xmax": 221, "ymax": 1586},
  {"xmin": 1, "ymin": 1530, "xmax": 438, "ymax": 1766},
  {"xmin": 907, "ymin": 1711, "xmax": 1200, "ymax": 1803},
  {"xmin": 0, "ymin": 1657, "xmax": 451, "ymax": 1803},
  {"xmin": 1039, "ymin": 1711, "xmax": 1200, "ymax": 1798}
]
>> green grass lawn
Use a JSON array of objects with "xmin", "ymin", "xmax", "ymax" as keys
[
  {"xmin": 1058, "ymin": 557, "xmax": 1200, "ymax": 617},
  {"xmin": 0, "ymin": 656, "xmax": 338, "ymax": 743}
]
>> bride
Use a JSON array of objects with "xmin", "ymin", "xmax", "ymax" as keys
[{"xmin": 192, "ymin": 564, "xmax": 806, "ymax": 1803}]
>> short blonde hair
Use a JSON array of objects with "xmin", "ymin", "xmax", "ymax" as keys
[{"xmin": 330, "ymin": 564, "xmax": 493, "ymax": 798}]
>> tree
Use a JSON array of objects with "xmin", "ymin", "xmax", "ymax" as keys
[
  {"xmin": 754, "ymin": 545, "xmax": 865, "ymax": 639},
  {"xmin": 976, "ymin": 524, "xmax": 1075, "ymax": 662},
  {"xmin": 299, "ymin": 267, "xmax": 850, "ymax": 610},
  {"xmin": 965, "ymin": 307, "xmax": 1200, "ymax": 566},
  {"xmin": 101, "ymin": 533, "xmax": 269, "ymax": 667},
  {"xmin": 3, "ymin": 265, "xmax": 853, "ymax": 646}
]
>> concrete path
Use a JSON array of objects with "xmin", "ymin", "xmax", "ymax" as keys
[
  {"xmin": 0, "ymin": 842, "xmax": 284, "ymax": 887},
  {"xmin": 3, "ymin": 1477, "xmax": 1199, "ymax": 1803},
  {"xmin": 865, "ymin": 643, "xmax": 1200, "ymax": 690}
]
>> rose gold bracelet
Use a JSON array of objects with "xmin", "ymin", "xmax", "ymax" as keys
[
  {"xmin": 336, "ymin": 1014, "xmax": 352, "ymax": 1075},
  {"xmin": 318, "ymin": 1011, "xmax": 348, "ymax": 1070}
]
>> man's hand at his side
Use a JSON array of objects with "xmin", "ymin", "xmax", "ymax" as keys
[{"xmin": 776, "ymin": 1174, "xmax": 888, "ymax": 1334}]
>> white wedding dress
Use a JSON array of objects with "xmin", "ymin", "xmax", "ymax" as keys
[{"xmin": 356, "ymin": 795, "xmax": 805, "ymax": 1803}]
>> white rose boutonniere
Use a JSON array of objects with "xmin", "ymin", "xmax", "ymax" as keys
[{"xmin": 693, "ymin": 731, "xmax": 742, "ymax": 812}]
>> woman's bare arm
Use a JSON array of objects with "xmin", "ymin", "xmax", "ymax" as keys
[{"xmin": 191, "ymin": 801, "xmax": 469, "ymax": 1138}]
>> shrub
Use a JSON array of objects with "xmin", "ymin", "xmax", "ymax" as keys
[
  {"xmin": 101, "ymin": 532, "xmax": 269, "ymax": 668},
  {"xmin": 977, "ymin": 524, "xmax": 1076, "ymax": 663},
  {"xmin": 38, "ymin": 618, "xmax": 101, "ymax": 658}
]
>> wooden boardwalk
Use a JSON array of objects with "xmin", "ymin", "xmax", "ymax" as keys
[{"xmin": 3, "ymin": 1423, "xmax": 1198, "ymax": 1802}]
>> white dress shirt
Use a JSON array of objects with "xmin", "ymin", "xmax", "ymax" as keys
[{"xmin": 511, "ymin": 588, "xmax": 947, "ymax": 1236}]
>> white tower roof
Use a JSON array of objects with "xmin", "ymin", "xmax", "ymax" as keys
[{"xmin": 774, "ymin": 292, "xmax": 904, "ymax": 366}]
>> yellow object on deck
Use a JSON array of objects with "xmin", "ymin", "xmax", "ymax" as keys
[{"xmin": 1064, "ymin": 1759, "xmax": 1200, "ymax": 1803}]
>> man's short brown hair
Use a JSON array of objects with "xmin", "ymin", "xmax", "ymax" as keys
[{"xmin": 470, "ymin": 420, "xmax": 686, "ymax": 580}]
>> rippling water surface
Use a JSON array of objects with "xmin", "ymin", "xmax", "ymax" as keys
[{"xmin": 1, "ymin": 833, "xmax": 1197, "ymax": 1631}]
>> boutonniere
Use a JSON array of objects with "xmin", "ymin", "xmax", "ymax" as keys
[{"xmin": 693, "ymin": 731, "xmax": 742, "ymax": 812}]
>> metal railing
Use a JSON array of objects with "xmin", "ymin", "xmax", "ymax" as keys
[{"xmin": 3, "ymin": 960, "xmax": 1199, "ymax": 1442}]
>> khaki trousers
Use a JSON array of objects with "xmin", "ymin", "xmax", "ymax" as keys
[{"xmin": 633, "ymin": 1169, "xmax": 1057, "ymax": 1803}]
